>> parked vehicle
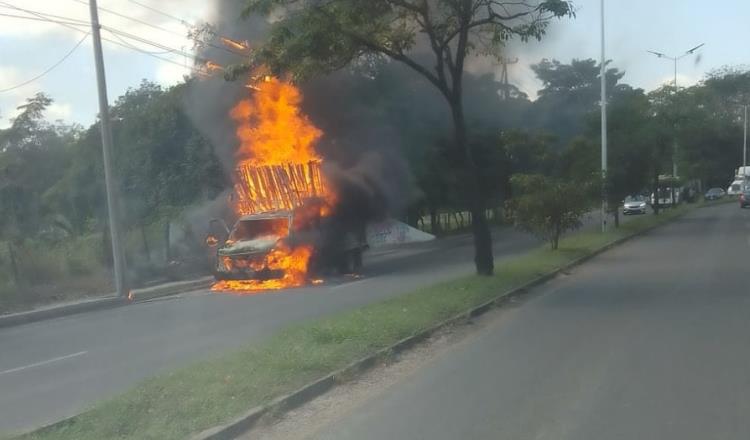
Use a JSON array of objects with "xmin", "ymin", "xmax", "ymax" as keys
[
  {"xmin": 651, "ymin": 187, "xmax": 680, "ymax": 206},
  {"xmin": 704, "ymin": 188, "xmax": 725, "ymax": 200},
  {"xmin": 740, "ymin": 190, "xmax": 750, "ymax": 209},
  {"xmin": 727, "ymin": 179, "xmax": 745, "ymax": 195},
  {"xmin": 623, "ymin": 195, "xmax": 648, "ymax": 215}
]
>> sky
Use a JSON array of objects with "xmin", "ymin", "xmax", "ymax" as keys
[{"xmin": 1, "ymin": 0, "xmax": 749, "ymax": 129}]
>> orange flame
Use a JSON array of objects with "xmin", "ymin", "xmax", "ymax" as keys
[
  {"xmin": 220, "ymin": 36, "xmax": 250, "ymax": 51},
  {"xmin": 205, "ymin": 61, "xmax": 224, "ymax": 73},
  {"xmin": 213, "ymin": 76, "xmax": 334, "ymax": 293},
  {"xmin": 211, "ymin": 244, "xmax": 313, "ymax": 292},
  {"xmin": 231, "ymin": 77, "xmax": 322, "ymax": 167}
]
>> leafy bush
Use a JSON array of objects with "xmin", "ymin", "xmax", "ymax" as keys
[{"xmin": 506, "ymin": 174, "xmax": 594, "ymax": 249}]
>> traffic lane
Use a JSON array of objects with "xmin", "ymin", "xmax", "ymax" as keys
[
  {"xmin": 0, "ymin": 225, "xmax": 529, "ymax": 373},
  {"xmin": 307, "ymin": 203, "xmax": 750, "ymax": 440},
  {"xmin": 0, "ymin": 227, "xmax": 538, "ymax": 434}
]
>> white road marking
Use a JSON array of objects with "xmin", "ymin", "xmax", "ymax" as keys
[{"xmin": 0, "ymin": 351, "xmax": 87, "ymax": 376}]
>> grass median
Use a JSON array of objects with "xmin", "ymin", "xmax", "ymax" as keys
[{"xmin": 8, "ymin": 204, "xmax": 697, "ymax": 440}]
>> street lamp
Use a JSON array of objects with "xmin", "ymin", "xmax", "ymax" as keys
[
  {"xmin": 647, "ymin": 43, "xmax": 705, "ymax": 180},
  {"xmin": 647, "ymin": 43, "xmax": 705, "ymax": 90},
  {"xmin": 600, "ymin": 0, "xmax": 607, "ymax": 232},
  {"xmin": 743, "ymin": 105, "xmax": 747, "ymax": 169}
]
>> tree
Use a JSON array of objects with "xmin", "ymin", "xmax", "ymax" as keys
[
  {"xmin": 506, "ymin": 173, "xmax": 591, "ymax": 249},
  {"xmin": 529, "ymin": 58, "xmax": 625, "ymax": 147},
  {"xmin": 670, "ymin": 74, "xmax": 745, "ymax": 188},
  {"xmin": 242, "ymin": 0, "xmax": 574, "ymax": 275},
  {"xmin": 565, "ymin": 86, "xmax": 653, "ymax": 226}
]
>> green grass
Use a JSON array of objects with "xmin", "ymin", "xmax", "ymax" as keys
[{"xmin": 8, "ymin": 203, "xmax": 699, "ymax": 440}]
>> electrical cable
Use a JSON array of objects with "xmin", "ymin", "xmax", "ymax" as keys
[
  {"xmin": 0, "ymin": 32, "xmax": 89, "ymax": 93},
  {"xmin": 125, "ymin": 0, "xmax": 191, "ymax": 26},
  {"xmin": 0, "ymin": 2, "xmax": 196, "ymax": 72}
]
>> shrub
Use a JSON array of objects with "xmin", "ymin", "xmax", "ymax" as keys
[{"xmin": 506, "ymin": 174, "xmax": 594, "ymax": 249}]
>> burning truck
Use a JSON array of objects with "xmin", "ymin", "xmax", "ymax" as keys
[{"xmin": 206, "ymin": 76, "xmax": 367, "ymax": 292}]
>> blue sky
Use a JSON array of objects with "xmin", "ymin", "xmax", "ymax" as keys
[{"xmin": 1, "ymin": 0, "xmax": 749, "ymax": 128}]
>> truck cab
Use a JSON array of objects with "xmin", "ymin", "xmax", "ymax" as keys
[
  {"xmin": 207, "ymin": 208, "xmax": 368, "ymax": 282},
  {"xmin": 211, "ymin": 212, "xmax": 294, "ymax": 281}
]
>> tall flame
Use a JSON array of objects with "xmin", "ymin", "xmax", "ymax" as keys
[
  {"xmin": 230, "ymin": 78, "xmax": 322, "ymax": 167},
  {"xmin": 213, "ymin": 76, "xmax": 332, "ymax": 293}
]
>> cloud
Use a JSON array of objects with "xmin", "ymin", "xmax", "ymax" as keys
[
  {"xmin": 0, "ymin": 66, "xmax": 29, "ymax": 127},
  {"xmin": 155, "ymin": 61, "xmax": 191, "ymax": 85},
  {"xmin": 0, "ymin": 66, "xmax": 22, "ymax": 90},
  {"xmin": 46, "ymin": 101, "xmax": 73, "ymax": 122}
]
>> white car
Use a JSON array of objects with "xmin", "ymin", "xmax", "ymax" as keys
[{"xmin": 623, "ymin": 196, "xmax": 648, "ymax": 215}]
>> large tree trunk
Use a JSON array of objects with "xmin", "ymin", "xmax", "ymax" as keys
[
  {"xmin": 613, "ymin": 209, "xmax": 620, "ymax": 228},
  {"xmin": 406, "ymin": 205, "xmax": 420, "ymax": 228},
  {"xmin": 429, "ymin": 207, "xmax": 440, "ymax": 235},
  {"xmin": 449, "ymin": 95, "xmax": 493, "ymax": 275}
]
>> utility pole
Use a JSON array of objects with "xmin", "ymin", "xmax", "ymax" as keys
[
  {"xmin": 647, "ymin": 43, "xmax": 705, "ymax": 179},
  {"xmin": 88, "ymin": 0, "xmax": 128, "ymax": 297},
  {"xmin": 498, "ymin": 57, "xmax": 518, "ymax": 100},
  {"xmin": 600, "ymin": 0, "xmax": 607, "ymax": 232}
]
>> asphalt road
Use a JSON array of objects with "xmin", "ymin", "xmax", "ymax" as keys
[
  {"xmin": 0, "ymin": 225, "xmax": 543, "ymax": 434},
  {"xmin": 300, "ymin": 203, "xmax": 750, "ymax": 440}
]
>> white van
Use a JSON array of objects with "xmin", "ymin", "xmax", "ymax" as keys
[{"xmin": 727, "ymin": 179, "xmax": 745, "ymax": 195}]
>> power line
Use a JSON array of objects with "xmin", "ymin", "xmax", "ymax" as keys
[
  {"xmin": 125, "ymin": 0, "xmax": 191, "ymax": 26},
  {"xmin": 0, "ymin": 4, "xmax": 89, "ymax": 26},
  {"xmin": 3, "ymin": 1, "xmax": 245, "ymax": 59},
  {"xmin": 0, "ymin": 1, "xmax": 195, "ymax": 71},
  {"xmin": 115, "ymin": 0, "xmax": 247, "ymax": 58},
  {"xmin": 105, "ymin": 26, "xmax": 198, "ymax": 59},
  {"xmin": 69, "ymin": 0, "xmax": 184, "ymax": 38},
  {"xmin": 1, "ymin": 2, "xmax": 191, "ymax": 58},
  {"xmin": 106, "ymin": 29, "xmax": 175, "ymax": 55},
  {"xmin": 88, "ymin": 1, "xmax": 247, "ymax": 58},
  {"xmin": 0, "ymin": 32, "xmax": 89, "ymax": 93},
  {"xmin": 0, "ymin": 11, "xmax": 88, "ymax": 27}
]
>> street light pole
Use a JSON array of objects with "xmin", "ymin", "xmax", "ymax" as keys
[
  {"xmin": 647, "ymin": 43, "xmax": 704, "ymax": 180},
  {"xmin": 88, "ymin": 0, "xmax": 128, "ymax": 297},
  {"xmin": 600, "ymin": 0, "xmax": 607, "ymax": 232},
  {"xmin": 744, "ymin": 105, "xmax": 747, "ymax": 169}
]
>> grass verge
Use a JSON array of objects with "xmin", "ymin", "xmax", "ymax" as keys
[{"xmin": 9, "ymin": 204, "xmax": 697, "ymax": 440}]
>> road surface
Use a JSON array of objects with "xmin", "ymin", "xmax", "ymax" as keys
[
  {"xmin": 0, "ymin": 225, "xmax": 542, "ymax": 434},
  {"xmin": 288, "ymin": 203, "xmax": 750, "ymax": 440}
]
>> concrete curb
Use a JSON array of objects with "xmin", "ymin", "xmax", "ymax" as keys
[
  {"xmin": 0, "ymin": 296, "xmax": 126, "ymax": 329},
  {"xmin": 128, "ymin": 277, "xmax": 214, "ymax": 302},
  {"xmin": 190, "ymin": 208, "xmax": 691, "ymax": 440},
  {"xmin": 0, "ymin": 277, "xmax": 214, "ymax": 329}
]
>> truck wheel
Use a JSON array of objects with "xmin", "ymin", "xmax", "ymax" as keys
[
  {"xmin": 337, "ymin": 255, "xmax": 351, "ymax": 274},
  {"xmin": 352, "ymin": 249, "xmax": 363, "ymax": 273}
]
